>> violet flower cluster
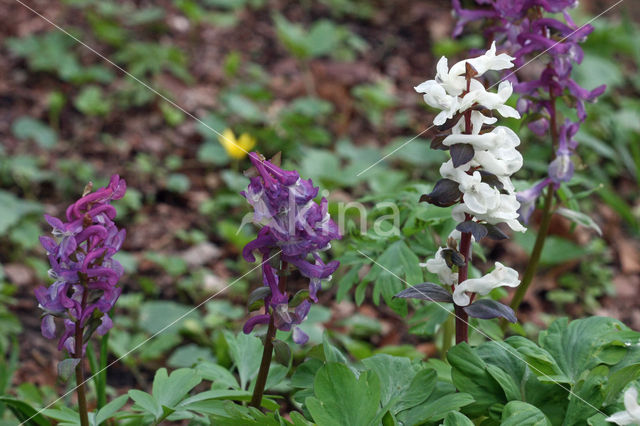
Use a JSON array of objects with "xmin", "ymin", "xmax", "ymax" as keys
[
  {"xmin": 36, "ymin": 175, "xmax": 126, "ymax": 357},
  {"xmin": 241, "ymin": 153, "xmax": 340, "ymax": 344},
  {"xmin": 452, "ymin": 0, "xmax": 605, "ymax": 222}
]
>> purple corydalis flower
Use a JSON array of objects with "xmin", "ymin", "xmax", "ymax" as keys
[
  {"xmin": 241, "ymin": 153, "xmax": 340, "ymax": 344},
  {"xmin": 516, "ymin": 177, "xmax": 551, "ymax": 224},
  {"xmin": 37, "ymin": 175, "xmax": 126, "ymax": 357}
]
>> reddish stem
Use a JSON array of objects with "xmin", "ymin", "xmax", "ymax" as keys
[
  {"xmin": 249, "ymin": 260, "xmax": 288, "ymax": 408},
  {"xmin": 75, "ymin": 286, "xmax": 89, "ymax": 426},
  {"xmin": 455, "ymin": 231, "xmax": 473, "ymax": 344}
]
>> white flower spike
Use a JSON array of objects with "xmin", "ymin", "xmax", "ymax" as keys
[{"xmin": 415, "ymin": 42, "xmax": 527, "ymax": 313}]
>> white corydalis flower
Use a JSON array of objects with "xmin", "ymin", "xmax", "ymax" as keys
[
  {"xmin": 453, "ymin": 262, "xmax": 520, "ymax": 306},
  {"xmin": 420, "ymin": 247, "xmax": 458, "ymax": 286},
  {"xmin": 414, "ymin": 80, "xmax": 460, "ymax": 125},
  {"xmin": 432, "ymin": 42, "xmax": 516, "ymax": 97},
  {"xmin": 606, "ymin": 387, "xmax": 640, "ymax": 425},
  {"xmin": 460, "ymin": 81, "xmax": 520, "ymax": 119}
]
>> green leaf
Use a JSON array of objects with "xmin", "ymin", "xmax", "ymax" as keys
[
  {"xmin": 443, "ymin": 411, "xmax": 474, "ymax": 426},
  {"xmin": 500, "ymin": 401, "xmax": 551, "ymax": 426},
  {"xmin": 564, "ymin": 365, "xmax": 608, "ymax": 425},
  {"xmin": 396, "ymin": 391, "xmax": 475, "ymax": 425},
  {"xmin": 168, "ymin": 344, "xmax": 215, "ymax": 368},
  {"xmin": 361, "ymin": 354, "xmax": 432, "ymax": 413},
  {"xmin": 290, "ymin": 358, "xmax": 323, "ymax": 389},
  {"xmin": 221, "ymin": 93, "xmax": 264, "ymax": 122},
  {"xmin": 139, "ymin": 301, "xmax": 199, "ymax": 335},
  {"xmin": 322, "ymin": 333, "xmax": 348, "ymax": 364},
  {"xmin": 447, "ymin": 343, "xmax": 505, "ymax": 417},
  {"xmin": 306, "ymin": 363, "xmax": 381, "ymax": 426},
  {"xmin": 0, "ymin": 191, "xmax": 43, "ymax": 235},
  {"xmin": 95, "ymin": 394, "xmax": 128, "ymax": 425},
  {"xmin": 605, "ymin": 363, "xmax": 640, "ymax": 405},
  {"xmin": 12, "ymin": 117, "xmax": 57, "ymax": 149},
  {"xmin": 507, "ymin": 336, "xmax": 564, "ymax": 379},
  {"xmin": 538, "ymin": 317, "xmax": 627, "ymax": 384},
  {"xmin": 273, "ymin": 339, "xmax": 292, "ymax": 366},
  {"xmin": 41, "ymin": 406, "xmax": 80, "ymax": 424},
  {"xmin": 74, "ymin": 86, "xmax": 112, "ymax": 116},
  {"xmin": 556, "ymin": 207, "xmax": 602, "ymax": 236},
  {"xmin": 128, "ymin": 389, "xmax": 162, "ymax": 419},
  {"xmin": 477, "ymin": 339, "xmax": 568, "ymax": 422},
  {"xmin": 152, "ymin": 367, "xmax": 202, "ymax": 409},
  {"xmin": 166, "ymin": 173, "xmax": 190, "ymax": 193},
  {"xmin": 195, "ymin": 362, "xmax": 239, "ymax": 389},
  {"xmin": 0, "ymin": 397, "xmax": 52, "ymax": 426},
  {"xmin": 364, "ymin": 240, "xmax": 423, "ymax": 316},
  {"xmin": 273, "ymin": 14, "xmax": 311, "ymax": 59},
  {"xmin": 224, "ymin": 331, "xmax": 262, "ymax": 390}
]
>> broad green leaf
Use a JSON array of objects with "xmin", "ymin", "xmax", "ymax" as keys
[
  {"xmin": 364, "ymin": 240, "xmax": 423, "ymax": 316},
  {"xmin": 0, "ymin": 191, "xmax": 42, "ymax": 235},
  {"xmin": 306, "ymin": 363, "xmax": 381, "ymax": 426},
  {"xmin": 224, "ymin": 331, "xmax": 262, "ymax": 390},
  {"xmin": 447, "ymin": 343, "xmax": 505, "ymax": 417},
  {"xmin": 195, "ymin": 362, "xmax": 239, "ymax": 389},
  {"xmin": 563, "ymin": 365, "xmax": 608, "ymax": 426},
  {"xmin": 395, "ymin": 368, "xmax": 438, "ymax": 413},
  {"xmin": 605, "ymin": 363, "xmax": 640, "ymax": 405},
  {"xmin": 477, "ymin": 339, "xmax": 568, "ymax": 423},
  {"xmin": 396, "ymin": 391, "xmax": 474, "ymax": 425},
  {"xmin": 500, "ymin": 401, "xmax": 551, "ymax": 426},
  {"xmin": 41, "ymin": 406, "xmax": 80, "ymax": 424},
  {"xmin": 361, "ymin": 354, "xmax": 433, "ymax": 413},
  {"xmin": 74, "ymin": 86, "xmax": 112, "ymax": 116},
  {"xmin": 507, "ymin": 336, "xmax": 567, "ymax": 381},
  {"xmin": 95, "ymin": 394, "xmax": 128, "ymax": 425},
  {"xmin": 538, "ymin": 317, "xmax": 627, "ymax": 384},
  {"xmin": 0, "ymin": 397, "xmax": 51, "ymax": 426},
  {"xmin": 139, "ymin": 301, "xmax": 199, "ymax": 335},
  {"xmin": 128, "ymin": 390, "xmax": 161, "ymax": 419},
  {"xmin": 443, "ymin": 411, "xmax": 474, "ymax": 426},
  {"xmin": 290, "ymin": 358, "xmax": 323, "ymax": 389},
  {"xmin": 322, "ymin": 333, "xmax": 348, "ymax": 364},
  {"xmin": 167, "ymin": 344, "xmax": 215, "ymax": 368},
  {"xmin": 152, "ymin": 368, "xmax": 202, "ymax": 408}
]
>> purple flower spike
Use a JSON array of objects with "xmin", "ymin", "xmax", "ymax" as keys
[
  {"xmin": 38, "ymin": 175, "xmax": 126, "ymax": 357},
  {"xmin": 241, "ymin": 153, "xmax": 340, "ymax": 344}
]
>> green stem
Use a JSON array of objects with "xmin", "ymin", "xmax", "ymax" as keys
[
  {"xmin": 74, "ymin": 322, "xmax": 89, "ymax": 426},
  {"xmin": 441, "ymin": 312, "xmax": 454, "ymax": 358},
  {"xmin": 509, "ymin": 184, "xmax": 554, "ymax": 313},
  {"xmin": 86, "ymin": 343, "xmax": 100, "ymax": 399},
  {"xmin": 98, "ymin": 333, "xmax": 108, "ymax": 410},
  {"xmin": 509, "ymin": 89, "xmax": 558, "ymax": 317}
]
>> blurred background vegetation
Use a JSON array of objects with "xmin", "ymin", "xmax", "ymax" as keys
[{"xmin": 0, "ymin": 0, "xmax": 638, "ymax": 417}]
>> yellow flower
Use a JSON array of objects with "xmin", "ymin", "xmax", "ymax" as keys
[{"xmin": 218, "ymin": 128, "xmax": 256, "ymax": 160}]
